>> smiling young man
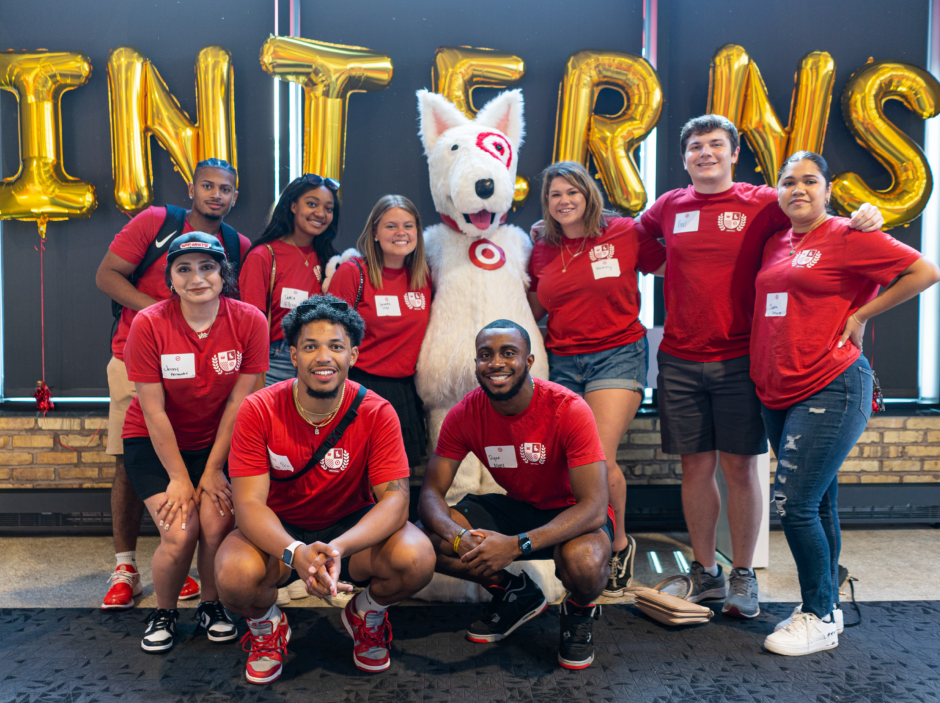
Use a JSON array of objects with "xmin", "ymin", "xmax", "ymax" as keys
[
  {"xmin": 419, "ymin": 320, "xmax": 613, "ymax": 670},
  {"xmin": 215, "ymin": 295, "xmax": 435, "ymax": 684},
  {"xmin": 96, "ymin": 159, "xmax": 250, "ymax": 610},
  {"xmin": 636, "ymin": 116, "xmax": 883, "ymax": 618}
]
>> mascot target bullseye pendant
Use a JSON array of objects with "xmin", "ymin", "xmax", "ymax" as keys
[{"xmin": 469, "ymin": 239, "xmax": 506, "ymax": 270}]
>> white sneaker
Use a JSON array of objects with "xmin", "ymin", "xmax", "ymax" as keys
[
  {"xmin": 286, "ymin": 580, "xmax": 309, "ymax": 600},
  {"xmin": 276, "ymin": 588, "xmax": 290, "ymax": 607},
  {"xmin": 774, "ymin": 604, "xmax": 844, "ymax": 634},
  {"xmin": 764, "ymin": 612, "xmax": 838, "ymax": 656}
]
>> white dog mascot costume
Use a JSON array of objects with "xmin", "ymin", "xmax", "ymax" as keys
[{"xmin": 411, "ymin": 89, "xmax": 563, "ymax": 603}]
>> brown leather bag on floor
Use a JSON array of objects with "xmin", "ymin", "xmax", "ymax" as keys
[{"xmin": 627, "ymin": 576, "xmax": 714, "ymax": 626}]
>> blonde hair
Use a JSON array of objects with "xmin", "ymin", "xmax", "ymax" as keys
[
  {"xmin": 538, "ymin": 161, "xmax": 614, "ymax": 245},
  {"xmin": 356, "ymin": 195, "xmax": 429, "ymax": 290}
]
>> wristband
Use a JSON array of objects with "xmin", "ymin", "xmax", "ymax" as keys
[
  {"xmin": 852, "ymin": 313, "xmax": 864, "ymax": 326},
  {"xmin": 453, "ymin": 528, "xmax": 468, "ymax": 554}
]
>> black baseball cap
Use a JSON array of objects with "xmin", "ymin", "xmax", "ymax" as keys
[{"xmin": 166, "ymin": 232, "xmax": 227, "ymax": 265}]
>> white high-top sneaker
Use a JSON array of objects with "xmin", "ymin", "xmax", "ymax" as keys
[
  {"xmin": 764, "ymin": 611, "xmax": 838, "ymax": 656},
  {"xmin": 774, "ymin": 604, "xmax": 844, "ymax": 634}
]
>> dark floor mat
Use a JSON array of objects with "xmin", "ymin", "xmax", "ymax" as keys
[{"xmin": 2, "ymin": 602, "xmax": 940, "ymax": 702}]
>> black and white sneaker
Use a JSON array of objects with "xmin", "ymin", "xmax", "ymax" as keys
[
  {"xmin": 195, "ymin": 600, "xmax": 238, "ymax": 643},
  {"xmin": 558, "ymin": 599, "xmax": 600, "ymax": 670},
  {"xmin": 467, "ymin": 570, "xmax": 547, "ymax": 643},
  {"xmin": 603, "ymin": 535, "xmax": 637, "ymax": 597},
  {"xmin": 141, "ymin": 609, "xmax": 180, "ymax": 653}
]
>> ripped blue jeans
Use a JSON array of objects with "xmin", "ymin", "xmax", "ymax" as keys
[{"xmin": 760, "ymin": 355, "xmax": 873, "ymax": 620}]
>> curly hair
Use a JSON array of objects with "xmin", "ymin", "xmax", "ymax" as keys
[{"xmin": 281, "ymin": 293, "xmax": 366, "ymax": 348}]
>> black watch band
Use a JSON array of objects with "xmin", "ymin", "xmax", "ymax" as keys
[{"xmin": 518, "ymin": 533, "xmax": 532, "ymax": 556}]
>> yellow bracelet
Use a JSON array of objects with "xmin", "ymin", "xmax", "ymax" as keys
[
  {"xmin": 453, "ymin": 528, "xmax": 468, "ymax": 554},
  {"xmin": 852, "ymin": 313, "xmax": 864, "ymax": 326}
]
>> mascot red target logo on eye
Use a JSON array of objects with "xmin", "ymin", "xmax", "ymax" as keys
[{"xmin": 476, "ymin": 132, "xmax": 513, "ymax": 169}]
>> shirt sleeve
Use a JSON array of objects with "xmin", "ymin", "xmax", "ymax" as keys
[
  {"xmin": 238, "ymin": 304, "xmax": 271, "ymax": 374},
  {"xmin": 637, "ymin": 193, "xmax": 667, "ymax": 240},
  {"xmin": 842, "ymin": 225, "xmax": 923, "ymax": 287},
  {"xmin": 365, "ymin": 398, "xmax": 411, "ymax": 486},
  {"xmin": 327, "ymin": 261, "xmax": 363, "ymax": 306},
  {"xmin": 109, "ymin": 207, "xmax": 162, "ymax": 266},
  {"xmin": 632, "ymin": 219, "xmax": 667, "ymax": 274},
  {"xmin": 228, "ymin": 396, "xmax": 272, "ymax": 477},
  {"xmin": 557, "ymin": 396, "xmax": 607, "ymax": 468},
  {"xmin": 434, "ymin": 402, "xmax": 472, "ymax": 462},
  {"xmin": 238, "ymin": 247, "xmax": 274, "ymax": 316},
  {"xmin": 124, "ymin": 314, "xmax": 162, "ymax": 383}
]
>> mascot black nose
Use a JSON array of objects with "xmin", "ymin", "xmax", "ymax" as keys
[{"xmin": 475, "ymin": 179, "xmax": 495, "ymax": 199}]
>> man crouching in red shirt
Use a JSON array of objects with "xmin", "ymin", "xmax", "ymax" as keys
[
  {"xmin": 216, "ymin": 294, "xmax": 435, "ymax": 684},
  {"xmin": 419, "ymin": 319, "xmax": 614, "ymax": 670}
]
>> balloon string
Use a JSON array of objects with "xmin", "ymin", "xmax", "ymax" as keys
[{"xmin": 40, "ymin": 237, "xmax": 45, "ymax": 388}]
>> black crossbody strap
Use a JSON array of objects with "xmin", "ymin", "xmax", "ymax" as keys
[
  {"xmin": 352, "ymin": 258, "xmax": 365, "ymax": 308},
  {"xmin": 270, "ymin": 383, "xmax": 368, "ymax": 483}
]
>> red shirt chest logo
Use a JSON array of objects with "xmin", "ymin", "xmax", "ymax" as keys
[
  {"xmin": 520, "ymin": 442, "xmax": 546, "ymax": 464},
  {"xmin": 589, "ymin": 244, "xmax": 615, "ymax": 261},
  {"xmin": 404, "ymin": 292, "xmax": 427, "ymax": 310},
  {"xmin": 718, "ymin": 212, "xmax": 747, "ymax": 232},
  {"xmin": 320, "ymin": 447, "xmax": 350, "ymax": 473},
  {"xmin": 212, "ymin": 350, "xmax": 242, "ymax": 374},
  {"xmin": 792, "ymin": 249, "xmax": 822, "ymax": 268}
]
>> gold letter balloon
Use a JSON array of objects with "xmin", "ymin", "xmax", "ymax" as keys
[
  {"xmin": 260, "ymin": 36, "xmax": 393, "ymax": 188},
  {"xmin": 832, "ymin": 60, "xmax": 940, "ymax": 229},
  {"xmin": 708, "ymin": 44, "xmax": 836, "ymax": 184},
  {"xmin": 0, "ymin": 50, "xmax": 96, "ymax": 237},
  {"xmin": 432, "ymin": 46, "xmax": 530, "ymax": 207},
  {"xmin": 108, "ymin": 45, "xmax": 237, "ymax": 215},
  {"xmin": 553, "ymin": 51, "xmax": 662, "ymax": 215}
]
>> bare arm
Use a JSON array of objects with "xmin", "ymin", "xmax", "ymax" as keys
[
  {"xmin": 652, "ymin": 261, "xmax": 666, "ymax": 277},
  {"xmin": 418, "ymin": 453, "xmax": 466, "ymax": 547},
  {"xmin": 527, "ymin": 292, "xmax": 547, "ymax": 323},
  {"xmin": 96, "ymin": 250, "xmax": 159, "ymax": 311},
  {"xmin": 331, "ymin": 477, "xmax": 409, "ymax": 557}
]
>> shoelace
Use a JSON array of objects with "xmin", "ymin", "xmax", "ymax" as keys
[
  {"xmin": 145, "ymin": 609, "xmax": 177, "ymax": 631},
  {"xmin": 357, "ymin": 612, "xmax": 392, "ymax": 650},
  {"xmin": 563, "ymin": 605, "xmax": 599, "ymax": 640},
  {"xmin": 195, "ymin": 600, "xmax": 228, "ymax": 624},
  {"xmin": 107, "ymin": 569, "xmax": 136, "ymax": 587},
  {"xmin": 240, "ymin": 624, "xmax": 288, "ymax": 657},
  {"xmin": 729, "ymin": 572, "xmax": 754, "ymax": 597},
  {"xmin": 610, "ymin": 554, "xmax": 622, "ymax": 578}
]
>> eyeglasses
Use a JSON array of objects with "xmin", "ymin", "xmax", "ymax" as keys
[
  {"xmin": 299, "ymin": 174, "xmax": 341, "ymax": 192},
  {"xmin": 295, "ymin": 301, "xmax": 348, "ymax": 316}
]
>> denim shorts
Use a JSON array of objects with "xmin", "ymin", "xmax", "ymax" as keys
[
  {"xmin": 548, "ymin": 337, "xmax": 648, "ymax": 395},
  {"xmin": 266, "ymin": 340, "xmax": 297, "ymax": 387}
]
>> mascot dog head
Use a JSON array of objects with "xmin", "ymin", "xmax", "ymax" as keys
[{"xmin": 417, "ymin": 88, "xmax": 524, "ymax": 239}]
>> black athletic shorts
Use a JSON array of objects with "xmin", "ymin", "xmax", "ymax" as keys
[
  {"xmin": 656, "ymin": 350, "xmax": 768, "ymax": 456},
  {"xmin": 280, "ymin": 504, "xmax": 374, "ymax": 587},
  {"xmin": 123, "ymin": 436, "xmax": 227, "ymax": 502},
  {"xmin": 453, "ymin": 493, "xmax": 614, "ymax": 562}
]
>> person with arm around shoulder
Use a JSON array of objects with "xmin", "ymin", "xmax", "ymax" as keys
[
  {"xmin": 239, "ymin": 174, "xmax": 340, "ymax": 388},
  {"xmin": 752, "ymin": 151, "xmax": 940, "ymax": 656},
  {"xmin": 121, "ymin": 232, "xmax": 268, "ymax": 653},
  {"xmin": 324, "ymin": 195, "xmax": 432, "ymax": 469},
  {"xmin": 527, "ymin": 161, "xmax": 666, "ymax": 599},
  {"xmin": 95, "ymin": 158, "xmax": 249, "ymax": 610}
]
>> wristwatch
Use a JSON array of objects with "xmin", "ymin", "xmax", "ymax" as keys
[
  {"xmin": 518, "ymin": 533, "xmax": 532, "ymax": 557},
  {"xmin": 282, "ymin": 540, "xmax": 304, "ymax": 568}
]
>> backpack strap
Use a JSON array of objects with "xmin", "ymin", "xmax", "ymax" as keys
[
  {"xmin": 352, "ymin": 258, "xmax": 365, "ymax": 308},
  {"xmin": 219, "ymin": 221, "xmax": 242, "ymax": 277},
  {"xmin": 270, "ymin": 383, "xmax": 368, "ymax": 483}
]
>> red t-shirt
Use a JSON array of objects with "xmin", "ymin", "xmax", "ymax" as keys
[
  {"xmin": 122, "ymin": 296, "xmax": 268, "ymax": 450},
  {"xmin": 436, "ymin": 380, "xmax": 612, "ymax": 524},
  {"xmin": 239, "ymin": 240, "xmax": 322, "ymax": 343},
  {"xmin": 228, "ymin": 379, "xmax": 410, "ymax": 529},
  {"xmin": 108, "ymin": 206, "xmax": 251, "ymax": 360},
  {"xmin": 751, "ymin": 218, "xmax": 921, "ymax": 409},
  {"xmin": 639, "ymin": 183, "xmax": 790, "ymax": 362},
  {"xmin": 529, "ymin": 217, "xmax": 665, "ymax": 355},
  {"xmin": 327, "ymin": 259, "xmax": 432, "ymax": 378}
]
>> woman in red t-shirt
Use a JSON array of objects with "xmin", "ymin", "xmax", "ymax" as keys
[
  {"xmin": 527, "ymin": 161, "xmax": 666, "ymax": 597},
  {"xmin": 239, "ymin": 174, "xmax": 340, "ymax": 387},
  {"xmin": 752, "ymin": 152, "xmax": 939, "ymax": 657},
  {"xmin": 324, "ymin": 195, "xmax": 432, "ymax": 467},
  {"xmin": 122, "ymin": 232, "xmax": 268, "ymax": 654}
]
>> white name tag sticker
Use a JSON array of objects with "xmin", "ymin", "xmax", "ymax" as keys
[
  {"xmin": 267, "ymin": 447, "xmax": 295, "ymax": 473},
  {"xmin": 591, "ymin": 259, "xmax": 621, "ymax": 279},
  {"xmin": 484, "ymin": 445, "xmax": 518, "ymax": 469},
  {"xmin": 375, "ymin": 295, "xmax": 402, "ymax": 317},
  {"xmin": 766, "ymin": 293, "xmax": 788, "ymax": 317},
  {"xmin": 280, "ymin": 287, "xmax": 309, "ymax": 310},
  {"xmin": 673, "ymin": 211, "xmax": 700, "ymax": 233},
  {"xmin": 161, "ymin": 353, "xmax": 195, "ymax": 379}
]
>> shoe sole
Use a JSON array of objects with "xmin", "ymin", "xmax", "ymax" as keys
[
  {"xmin": 244, "ymin": 625, "xmax": 291, "ymax": 685},
  {"xmin": 601, "ymin": 587, "xmax": 624, "ymax": 598},
  {"xmin": 558, "ymin": 651, "xmax": 594, "ymax": 670},
  {"xmin": 763, "ymin": 637, "xmax": 838, "ymax": 657},
  {"xmin": 207, "ymin": 629, "xmax": 239, "ymax": 643},
  {"xmin": 140, "ymin": 638, "xmax": 175, "ymax": 653},
  {"xmin": 340, "ymin": 608, "xmax": 391, "ymax": 672},
  {"xmin": 722, "ymin": 603, "xmax": 760, "ymax": 619},
  {"xmin": 102, "ymin": 601, "xmax": 137, "ymax": 610},
  {"xmin": 687, "ymin": 587, "xmax": 727, "ymax": 603},
  {"xmin": 178, "ymin": 591, "xmax": 201, "ymax": 601},
  {"xmin": 466, "ymin": 600, "xmax": 548, "ymax": 643}
]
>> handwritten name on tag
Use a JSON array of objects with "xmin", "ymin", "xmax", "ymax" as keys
[
  {"xmin": 484, "ymin": 445, "xmax": 517, "ymax": 469},
  {"xmin": 161, "ymin": 353, "xmax": 195, "ymax": 379},
  {"xmin": 591, "ymin": 259, "xmax": 621, "ymax": 279},
  {"xmin": 280, "ymin": 287, "xmax": 309, "ymax": 309},
  {"xmin": 766, "ymin": 293, "xmax": 788, "ymax": 317},
  {"xmin": 375, "ymin": 295, "xmax": 402, "ymax": 317}
]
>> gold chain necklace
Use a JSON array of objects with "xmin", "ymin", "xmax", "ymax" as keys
[
  {"xmin": 560, "ymin": 237, "xmax": 587, "ymax": 273},
  {"xmin": 293, "ymin": 380, "xmax": 345, "ymax": 434},
  {"xmin": 193, "ymin": 300, "xmax": 220, "ymax": 339},
  {"xmin": 287, "ymin": 237, "xmax": 312, "ymax": 267},
  {"xmin": 788, "ymin": 229, "xmax": 811, "ymax": 257}
]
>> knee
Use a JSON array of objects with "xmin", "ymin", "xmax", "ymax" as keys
[
  {"xmin": 159, "ymin": 519, "xmax": 199, "ymax": 559},
  {"xmin": 558, "ymin": 539, "xmax": 609, "ymax": 592},
  {"xmin": 200, "ymin": 512, "xmax": 235, "ymax": 546},
  {"xmin": 390, "ymin": 526, "xmax": 437, "ymax": 592}
]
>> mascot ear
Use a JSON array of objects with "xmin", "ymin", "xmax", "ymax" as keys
[
  {"xmin": 474, "ymin": 88, "xmax": 525, "ymax": 148},
  {"xmin": 417, "ymin": 89, "xmax": 470, "ymax": 153}
]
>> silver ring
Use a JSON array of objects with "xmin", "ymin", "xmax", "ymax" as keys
[{"xmin": 166, "ymin": 501, "xmax": 173, "ymax": 507}]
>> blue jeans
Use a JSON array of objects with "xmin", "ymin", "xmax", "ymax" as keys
[
  {"xmin": 761, "ymin": 355, "xmax": 873, "ymax": 619},
  {"xmin": 266, "ymin": 340, "xmax": 297, "ymax": 386}
]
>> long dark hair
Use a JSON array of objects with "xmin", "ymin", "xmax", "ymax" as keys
[
  {"xmin": 164, "ymin": 258, "xmax": 239, "ymax": 298},
  {"xmin": 250, "ymin": 177, "xmax": 340, "ymax": 266}
]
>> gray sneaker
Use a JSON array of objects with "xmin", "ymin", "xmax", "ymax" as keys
[
  {"xmin": 686, "ymin": 562, "xmax": 727, "ymax": 603},
  {"xmin": 602, "ymin": 535, "xmax": 637, "ymax": 597},
  {"xmin": 722, "ymin": 567, "xmax": 760, "ymax": 618}
]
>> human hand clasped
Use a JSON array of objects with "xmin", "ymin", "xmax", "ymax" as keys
[
  {"xmin": 297, "ymin": 541, "xmax": 353, "ymax": 598},
  {"xmin": 459, "ymin": 530, "xmax": 521, "ymax": 577}
]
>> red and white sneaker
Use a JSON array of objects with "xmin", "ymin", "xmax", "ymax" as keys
[
  {"xmin": 341, "ymin": 598, "xmax": 392, "ymax": 672},
  {"xmin": 102, "ymin": 564, "xmax": 142, "ymax": 609},
  {"xmin": 240, "ymin": 609, "xmax": 291, "ymax": 684},
  {"xmin": 179, "ymin": 575, "xmax": 201, "ymax": 600}
]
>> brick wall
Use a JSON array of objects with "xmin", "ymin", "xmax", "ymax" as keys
[{"xmin": 1, "ymin": 412, "xmax": 939, "ymax": 489}]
